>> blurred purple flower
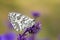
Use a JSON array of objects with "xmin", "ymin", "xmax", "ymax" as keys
[
  {"xmin": 57, "ymin": 35, "xmax": 60, "ymax": 40},
  {"xmin": 0, "ymin": 35, "xmax": 6, "ymax": 40},
  {"xmin": 32, "ymin": 12, "xmax": 40, "ymax": 18},
  {"xmin": 17, "ymin": 34, "xmax": 35, "ymax": 40},
  {"xmin": 26, "ymin": 22, "xmax": 41, "ymax": 34},
  {"xmin": 17, "ymin": 34, "xmax": 27, "ymax": 40},
  {"xmin": 4, "ymin": 32, "xmax": 16, "ymax": 40},
  {"xmin": 7, "ymin": 21, "xmax": 13, "ymax": 29},
  {"xmin": 27, "ymin": 34, "xmax": 35, "ymax": 40},
  {"xmin": 3, "ymin": 20, "xmax": 13, "ymax": 30},
  {"xmin": 0, "ymin": 35, "xmax": 2, "ymax": 40}
]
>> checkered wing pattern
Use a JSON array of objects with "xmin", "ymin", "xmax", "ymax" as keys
[{"xmin": 8, "ymin": 12, "xmax": 35, "ymax": 32}]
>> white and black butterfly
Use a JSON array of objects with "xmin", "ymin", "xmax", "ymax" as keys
[{"xmin": 8, "ymin": 12, "xmax": 35, "ymax": 32}]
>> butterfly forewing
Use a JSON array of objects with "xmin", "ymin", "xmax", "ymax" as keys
[{"xmin": 8, "ymin": 12, "xmax": 35, "ymax": 32}]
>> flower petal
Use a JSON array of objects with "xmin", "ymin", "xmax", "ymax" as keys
[
  {"xmin": 4, "ymin": 32, "xmax": 16, "ymax": 40},
  {"xmin": 28, "ymin": 22, "xmax": 41, "ymax": 34},
  {"xmin": 32, "ymin": 11, "xmax": 40, "ymax": 18}
]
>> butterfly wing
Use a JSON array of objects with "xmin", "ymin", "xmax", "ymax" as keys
[{"xmin": 8, "ymin": 12, "xmax": 35, "ymax": 32}]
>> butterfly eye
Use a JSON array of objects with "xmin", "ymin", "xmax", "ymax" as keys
[{"xmin": 8, "ymin": 12, "xmax": 35, "ymax": 32}]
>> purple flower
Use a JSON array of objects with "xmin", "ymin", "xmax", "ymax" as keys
[
  {"xmin": 27, "ymin": 34, "xmax": 35, "ymax": 40},
  {"xmin": 4, "ymin": 32, "xmax": 16, "ymax": 40},
  {"xmin": 32, "ymin": 11, "xmax": 40, "ymax": 18},
  {"xmin": 17, "ymin": 34, "xmax": 27, "ymax": 40},
  {"xmin": 26, "ymin": 22, "xmax": 41, "ymax": 34},
  {"xmin": 0, "ymin": 35, "xmax": 2, "ymax": 40},
  {"xmin": 17, "ymin": 22, "xmax": 41, "ymax": 40},
  {"xmin": 8, "ymin": 21, "xmax": 13, "ymax": 29},
  {"xmin": 0, "ymin": 35, "xmax": 6, "ymax": 40},
  {"xmin": 5, "ymin": 20, "xmax": 13, "ymax": 30}
]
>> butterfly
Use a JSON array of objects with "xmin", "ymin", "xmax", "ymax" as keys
[{"xmin": 8, "ymin": 12, "xmax": 35, "ymax": 32}]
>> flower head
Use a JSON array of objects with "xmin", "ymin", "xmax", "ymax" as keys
[
  {"xmin": 4, "ymin": 32, "xmax": 16, "ymax": 40},
  {"xmin": 26, "ymin": 22, "xmax": 41, "ymax": 34},
  {"xmin": 0, "ymin": 35, "xmax": 2, "ymax": 40},
  {"xmin": 17, "ymin": 34, "xmax": 27, "ymax": 40},
  {"xmin": 32, "ymin": 11, "xmax": 40, "ymax": 18}
]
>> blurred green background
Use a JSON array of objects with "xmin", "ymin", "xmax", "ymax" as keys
[{"xmin": 0, "ymin": 0, "xmax": 60, "ymax": 40}]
